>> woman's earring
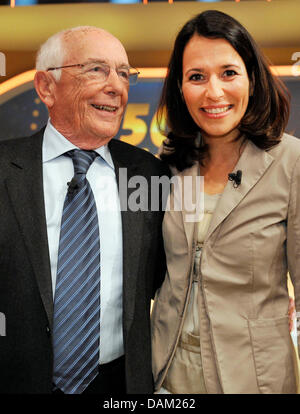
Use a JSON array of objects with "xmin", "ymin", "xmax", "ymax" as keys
[
  {"xmin": 179, "ymin": 88, "xmax": 184, "ymax": 101},
  {"xmin": 177, "ymin": 81, "xmax": 184, "ymax": 101},
  {"xmin": 249, "ymin": 77, "xmax": 254, "ymax": 97},
  {"xmin": 195, "ymin": 131, "xmax": 205, "ymax": 148}
]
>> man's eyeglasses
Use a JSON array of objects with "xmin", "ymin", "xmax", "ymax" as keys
[{"xmin": 47, "ymin": 61, "xmax": 140, "ymax": 86}]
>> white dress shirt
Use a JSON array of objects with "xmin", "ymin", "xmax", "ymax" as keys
[{"xmin": 42, "ymin": 120, "xmax": 124, "ymax": 364}]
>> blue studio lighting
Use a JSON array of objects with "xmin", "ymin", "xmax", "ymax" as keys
[
  {"xmin": 110, "ymin": 0, "xmax": 140, "ymax": 3},
  {"xmin": 15, "ymin": 0, "xmax": 38, "ymax": 5}
]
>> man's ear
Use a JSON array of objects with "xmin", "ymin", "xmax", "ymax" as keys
[{"xmin": 34, "ymin": 71, "xmax": 56, "ymax": 108}]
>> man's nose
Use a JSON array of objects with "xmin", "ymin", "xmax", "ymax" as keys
[{"xmin": 103, "ymin": 69, "xmax": 126, "ymax": 95}]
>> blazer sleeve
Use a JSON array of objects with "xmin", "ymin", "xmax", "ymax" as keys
[{"xmin": 287, "ymin": 154, "xmax": 300, "ymax": 357}]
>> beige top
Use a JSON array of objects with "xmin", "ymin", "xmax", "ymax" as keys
[{"xmin": 160, "ymin": 193, "xmax": 221, "ymax": 394}]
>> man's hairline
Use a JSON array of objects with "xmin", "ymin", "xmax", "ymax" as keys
[{"xmin": 52, "ymin": 28, "xmax": 129, "ymax": 81}]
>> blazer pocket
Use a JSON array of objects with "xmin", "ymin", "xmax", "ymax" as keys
[{"xmin": 248, "ymin": 316, "xmax": 297, "ymax": 394}]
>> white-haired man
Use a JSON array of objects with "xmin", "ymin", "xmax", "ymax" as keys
[{"xmin": 0, "ymin": 27, "xmax": 168, "ymax": 394}]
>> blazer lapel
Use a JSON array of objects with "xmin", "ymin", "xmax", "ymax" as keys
[
  {"xmin": 205, "ymin": 139, "xmax": 274, "ymax": 242},
  {"xmin": 108, "ymin": 140, "xmax": 144, "ymax": 330},
  {"xmin": 180, "ymin": 163, "xmax": 201, "ymax": 250},
  {"xmin": 5, "ymin": 131, "xmax": 53, "ymax": 328}
]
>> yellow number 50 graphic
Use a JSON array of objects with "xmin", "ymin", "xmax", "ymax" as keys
[
  {"xmin": 119, "ymin": 104, "xmax": 150, "ymax": 146},
  {"xmin": 150, "ymin": 108, "xmax": 166, "ymax": 149},
  {"xmin": 119, "ymin": 103, "xmax": 166, "ymax": 151}
]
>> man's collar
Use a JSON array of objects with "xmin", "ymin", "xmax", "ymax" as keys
[{"xmin": 42, "ymin": 119, "xmax": 115, "ymax": 169}]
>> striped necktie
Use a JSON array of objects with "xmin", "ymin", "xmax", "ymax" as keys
[{"xmin": 53, "ymin": 149, "xmax": 100, "ymax": 394}]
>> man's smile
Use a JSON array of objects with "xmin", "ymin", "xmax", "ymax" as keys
[{"xmin": 91, "ymin": 104, "xmax": 118, "ymax": 112}]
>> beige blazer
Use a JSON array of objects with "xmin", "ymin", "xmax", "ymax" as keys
[{"xmin": 151, "ymin": 133, "xmax": 300, "ymax": 394}]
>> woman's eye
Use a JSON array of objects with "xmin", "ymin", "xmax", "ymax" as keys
[
  {"xmin": 224, "ymin": 69, "xmax": 237, "ymax": 77},
  {"xmin": 189, "ymin": 73, "xmax": 204, "ymax": 81}
]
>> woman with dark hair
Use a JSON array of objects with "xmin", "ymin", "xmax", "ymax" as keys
[{"xmin": 151, "ymin": 10, "xmax": 300, "ymax": 394}]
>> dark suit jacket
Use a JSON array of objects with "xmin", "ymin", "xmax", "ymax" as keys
[{"xmin": 0, "ymin": 129, "xmax": 169, "ymax": 394}]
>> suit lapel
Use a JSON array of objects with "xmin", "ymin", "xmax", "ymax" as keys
[
  {"xmin": 205, "ymin": 139, "xmax": 274, "ymax": 242},
  {"xmin": 5, "ymin": 131, "xmax": 53, "ymax": 328},
  {"xmin": 108, "ymin": 140, "xmax": 144, "ymax": 330}
]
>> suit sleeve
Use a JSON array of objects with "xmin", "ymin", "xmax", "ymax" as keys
[
  {"xmin": 287, "ymin": 154, "xmax": 300, "ymax": 357},
  {"xmin": 151, "ymin": 162, "xmax": 171, "ymax": 298}
]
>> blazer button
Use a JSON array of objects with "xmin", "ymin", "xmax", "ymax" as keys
[{"xmin": 46, "ymin": 326, "xmax": 51, "ymax": 337}]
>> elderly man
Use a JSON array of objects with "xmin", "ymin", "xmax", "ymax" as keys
[{"xmin": 0, "ymin": 27, "xmax": 168, "ymax": 394}]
